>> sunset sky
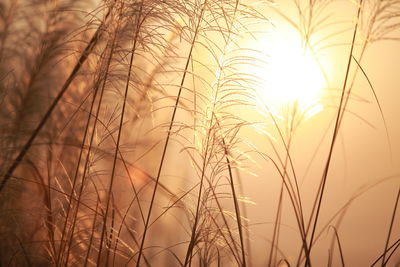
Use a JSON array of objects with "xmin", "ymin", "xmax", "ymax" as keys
[{"xmin": 0, "ymin": 0, "xmax": 399, "ymax": 266}]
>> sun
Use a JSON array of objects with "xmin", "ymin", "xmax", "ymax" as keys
[{"xmin": 252, "ymin": 30, "xmax": 328, "ymax": 118}]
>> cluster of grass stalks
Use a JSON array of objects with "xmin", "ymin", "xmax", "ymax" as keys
[{"xmin": 0, "ymin": 0, "xmax": 399, "ymax": 266}]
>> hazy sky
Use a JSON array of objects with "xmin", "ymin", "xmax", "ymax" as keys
[{"xmin": 228, "ymin": 0, "xmax": 400, "ymax": 265}]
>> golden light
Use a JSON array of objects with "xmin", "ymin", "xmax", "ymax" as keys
[{"xmin": 252, "ymin": 30, "xmax": 328, "ymax": 118}]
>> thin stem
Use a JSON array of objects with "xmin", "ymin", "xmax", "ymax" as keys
[
  {"xmin": 306, "ymin": 2, "xmax": 363, "ymax": 265},
  {"xmin": 135, "ymin": 2, "xmax": 208, "ymax": 266},
  {"xmin": 97, "ymin": 1, "xmax": 142, "ymax": 264},
  {"xmin": 382, "ymin": 187, "xmax": 400, "ymax": 265}
]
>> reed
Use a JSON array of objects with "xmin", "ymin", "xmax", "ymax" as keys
[{"xmin": 0, "ymin": 0, "xmax": 399, "ymax": 266}]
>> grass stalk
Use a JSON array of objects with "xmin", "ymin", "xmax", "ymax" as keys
[
  {"xmin": 381, "ymin": 187, "xmax": 400, "ymax": 266},
  {"xmin": 306, "ymin": 2, "xmax": 363, "ymax": 265},
  {"xmin": 135, "ymin": 1, "xmax": 208, "ymax": 265},
  {"xmin": 97, "ymin": 1, "xmax": 143, "ymax": 264}
]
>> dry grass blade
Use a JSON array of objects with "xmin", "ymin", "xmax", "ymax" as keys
[
  {"xmin": 307, "ymin": 1, "xmax": 363, "ymax": 264},
  {"xmin": 381, "ymin": 187, "xmax": 400, "ymax": 266}
]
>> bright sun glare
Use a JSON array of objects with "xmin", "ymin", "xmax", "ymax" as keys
[{"xmin": 252, "ymin": 30, "xmax": 327, "ymax": 118}]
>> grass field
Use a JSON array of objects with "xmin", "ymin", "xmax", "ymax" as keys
[{"xmin": 0, "ymin": 0, "xmax": 399, "ymax": 266}]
